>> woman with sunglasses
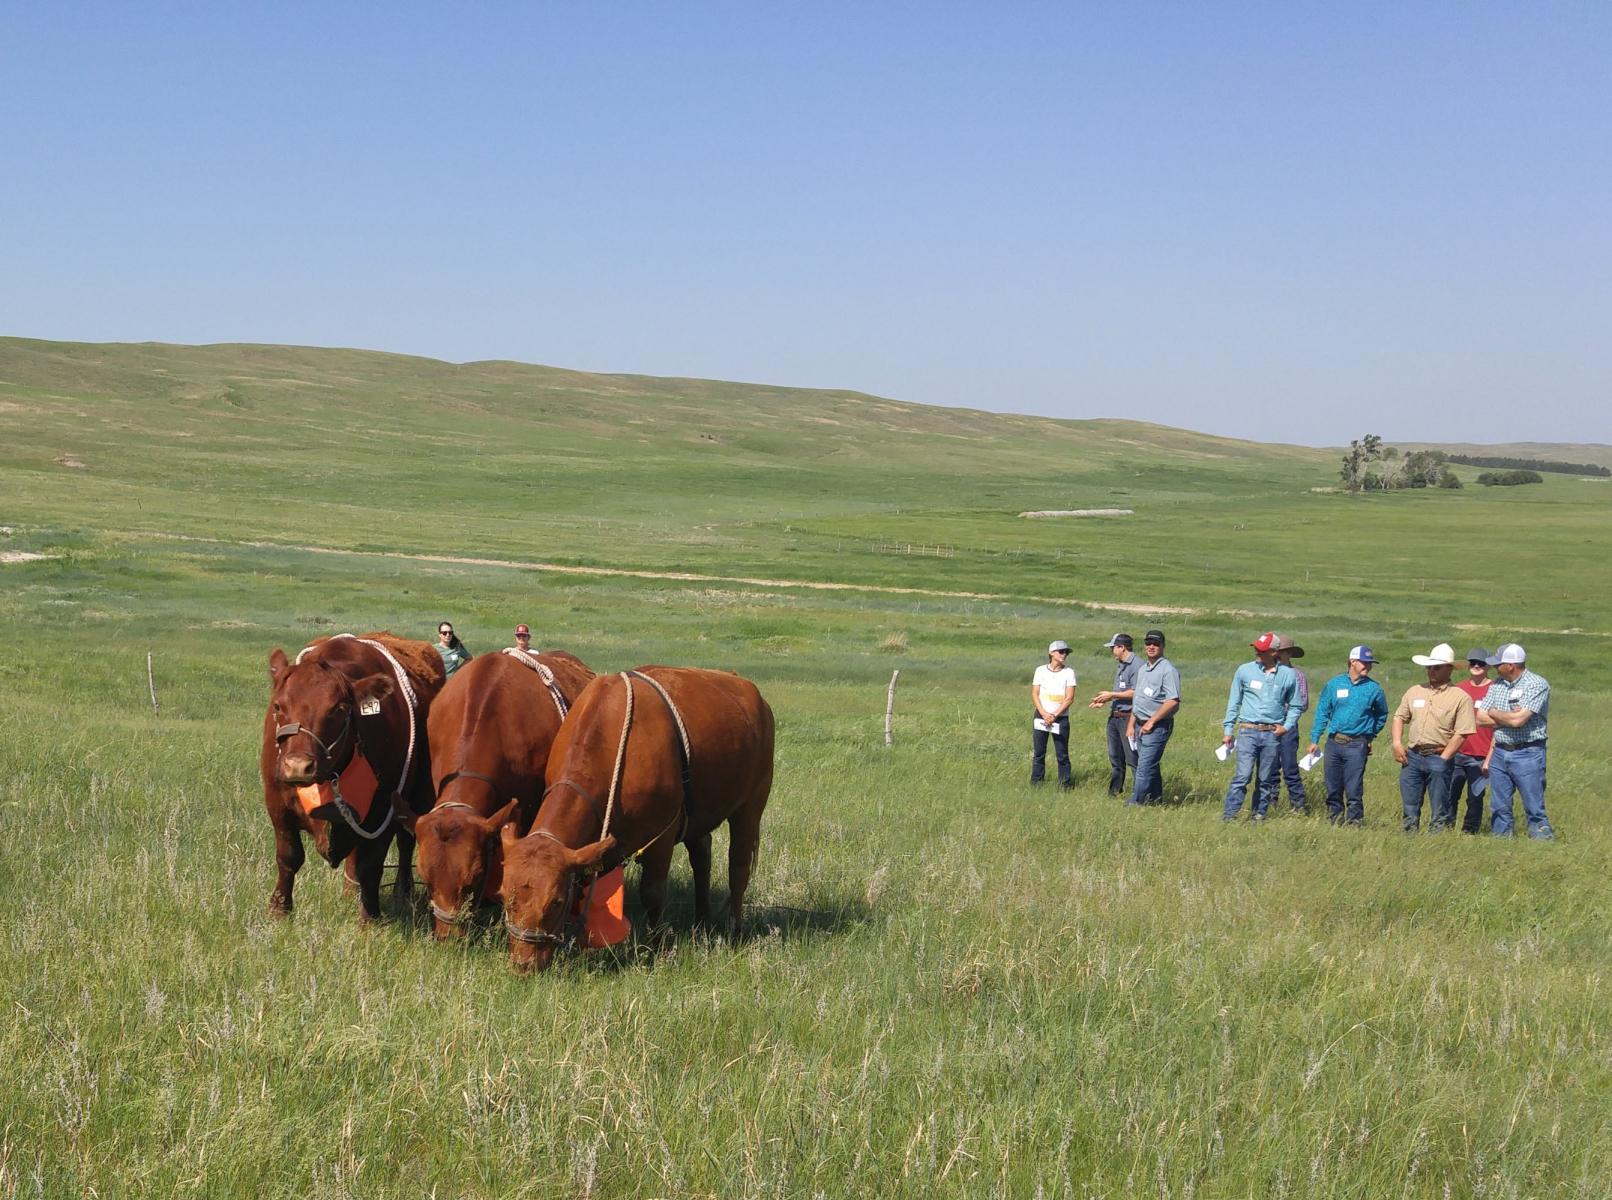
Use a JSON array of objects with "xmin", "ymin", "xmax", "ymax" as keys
[{"xmin": 435, "ymin": 622, "xmax": 471, "ymax": 677}]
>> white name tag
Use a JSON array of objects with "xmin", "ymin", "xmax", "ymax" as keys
[
  {"xmin": 1143, "ymin": 687, "xmax": 1155, "ymax": 696},
  {"xmin": 359, "ymin": 698, "xmax": 382, "ymax": 716},
  {"xmin": 1412, "ymin": 698, "xmax": 1428, "ymax": 709},
  {"xmin": 1336, "ymin": 689, "xmax": 1350, "ymax": 699},
  {"xmin": 1249, "ymin": 680, "xmax": 1263, "ymax": 691}
]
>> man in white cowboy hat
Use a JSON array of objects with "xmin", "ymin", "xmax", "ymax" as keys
[
  {"xmin": 1391, "ymin": 642, "xmax": 1476, "ymax": 832},
  {"xmin": 1030, "ymin": 640, "xmax": 1077, "ymax": 788},
  {"xmin": 1475, "ymin": 642, "xmax": 1554, "ymax": 839}
]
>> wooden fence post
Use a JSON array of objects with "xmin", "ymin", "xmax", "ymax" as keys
[
  {"xmin": 147, "ymin": 651, "xmax": 160, "ymax": 717},
  {"xmin": 885, "ymin": 669, "xmax": 899, "ymax": 747}
]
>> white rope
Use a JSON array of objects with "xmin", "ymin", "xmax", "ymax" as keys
[
  {"xmin": 296, "ymin": 634, "xmax": 421, "ymax": 801},
  {"xmin": 502, "ymin": 647, "xmax": 569, "ymax": 719},
  {"xmin": 600, "ymin": 671, "xmax": 635, "ymax": 842}
]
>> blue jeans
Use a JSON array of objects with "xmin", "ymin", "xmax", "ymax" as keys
[
  {"xmin": 1127, "ymin": 718, "xmax": 1173, "ymax": 805},
  {"xmin": 1223, "ymin": 728, "xmax": 1282, "ymax": 819},
  {"xmin": 1489, "ymin": 744, "xmax": 1552, "ymax": 838},
  {"xmin": 1031, "ymin": 717, "xmax": 1071, "ymax": 786},
  {"xmin": 1399, "ymin": 751, "xmax": 1454, "ymax": 831},
  {"xmin": 1277, "ymin": 726, "xmax": 1308, "ymax": 811},
  {"xmin": 1449, "ymin": 752, "xmax": 1488, "ymax": 833},
  {"xmin": 1323, "ymin": 736, "xmax": 1369, "ymax": 824}
]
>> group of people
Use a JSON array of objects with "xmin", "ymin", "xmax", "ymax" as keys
[
  {"xmin": 433, "ymin": 621, "xmax": 537, "ymax": 676},
  {"xmin": 1031, "ymin": 632, "xmax": 1555, "ymax": 839}
]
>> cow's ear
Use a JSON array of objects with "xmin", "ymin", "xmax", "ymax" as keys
[
  {"xmin": 483, "ymin": 799, "xmax": 519, "ymax": 838},
  {"xmin": 269, "ymin": 648, "xmax": 289, "ymax": 682},
  {"xmin": 392, "ymin": 794, "xmax": 418, "ymax": 834},
  {"xmin": 568, "ymin": 836, "xmax": 616, "ymax": 871},
  {"xmin": 500, "ymin": 822, "xmax": 520, "ymax": 850},
  {"xmin": 307, "ymin": 802, "xmax": 340, "ymax": 824},
  {"xmin": 353, "ymin": 672, "xmax": 395, "ymax": 709}
]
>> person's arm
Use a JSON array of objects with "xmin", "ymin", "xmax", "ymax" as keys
[
  {"xmin": 1142, "ymin": 698, "xmax": 1178, "ymax": 732},
  {"xmin": 1091, "ymin": 684, "xmax": 1135, "ymax": 707},
  {"xmin": 1446, "ymin": 695, "xmax": 1477, "ymax": 758},
  {"xmin": 1222, "ymin": 670, "xmax": 1244, "ymax": 744},
  {"xmin": 1279, "ymin": 675, "xmax": 1301, "ymax": 737},
  {"xmin": 1031, "ymin": 682, "xmax": 1050, "ymax": 722},
  {"xmin": 1391, "ymin": 713, "xmax": 1409, "ymax": 765},
  {"xmin": 1307, "ymin": 686, "xmax": 1334, "ymax": 756},
  {"xmin": 1368, "ymin": 687, "xmax": 1389, "ymax": 739},
  {"xmin": 1126, "ymin": 711, "xmax": 1137, "ymax": 739},
  {"xmin": 1483, "ymin": 706, "xmax": 1536, "ymax": 729},
  {"xmin": 1050, "ymin": 674, "xmax": 1077, "ymax": 719}
]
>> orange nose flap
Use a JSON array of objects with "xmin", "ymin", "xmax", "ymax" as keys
[
  {"xmin": 583, "ymin": 866, "xmax": 630, "ymax": 948},
  {"xmin": 296, "ymin": 754, "xmax": 380, "ymax": 821}
]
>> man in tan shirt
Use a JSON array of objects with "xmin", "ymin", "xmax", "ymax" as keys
[{"xmin": 1391, "ymin": 643, "xmax": 1476, "ymax": 833}]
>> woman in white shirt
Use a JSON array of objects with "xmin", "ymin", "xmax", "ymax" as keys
[{"xmin": 1031, "ymin": 640, "xmax": 1078, "ymax": 787}]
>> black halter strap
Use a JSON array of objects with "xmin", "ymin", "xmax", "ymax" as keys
[
  {"xmin": 436, "ymin": 769, "xmax": 501, "ymax": 800},
  {"xmin": 625, "ymin": 670, "xmax": 694, "ymax": 843}
]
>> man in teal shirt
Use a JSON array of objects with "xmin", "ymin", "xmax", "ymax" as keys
[
  {"xmin": 1221, "ymin": 633, "xmax": 1303, "ymax": 821},
  {"xmin": 1306, "ymin": 646, "xmax": 1389, "ymax": 825}
]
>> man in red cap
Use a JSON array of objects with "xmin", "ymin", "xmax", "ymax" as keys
[
  {"xmin": 1220, "ymin": 633, "xmax": 1303, "ymax": 821},
  {"xmin": 514, "ymin": 623, "xmax": 533, "ymax": 654}
]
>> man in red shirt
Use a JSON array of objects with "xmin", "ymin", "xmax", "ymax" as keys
[{"xmin": 1451, "ymin": 648, "xmax": 1496, "ymax": 834}]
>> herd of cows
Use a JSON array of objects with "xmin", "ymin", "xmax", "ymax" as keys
[{"xmin": 259, "ymin": 632, "xmax": 776, "ymax": 971}]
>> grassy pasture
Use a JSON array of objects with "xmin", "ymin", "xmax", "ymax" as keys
[{"xmin": 2, "ymin": 341, "xmax": 1611, "ymax": 1197}]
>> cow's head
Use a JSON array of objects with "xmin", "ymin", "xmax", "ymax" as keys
[
  {"xmin": 500, "ymin": 827, "xmax": 614, "ymax": 973},
  {"xmin": 267, "ymin": 648, "xmax": 393, "ymax": 787},
  {"xmin": 407, "ymin": 798, "xmax": 518, "ymax": 939}
]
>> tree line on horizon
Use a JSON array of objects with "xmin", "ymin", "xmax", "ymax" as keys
[{"xmin": 1444, "ymin": 454, "xmax": 1609, "ymax": 477}]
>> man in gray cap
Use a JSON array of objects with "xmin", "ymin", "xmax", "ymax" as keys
[
  {"xmin": 1030, "ymin": 640, "xmax": 1077, "ymax": 788},
  {"xmin": 1475, "ymin": 643, "xmax": 1554, "ymax": 839},
  {"xmin": 1089, "ymin": 633, "xmax": 1140, "ymax": 795}
]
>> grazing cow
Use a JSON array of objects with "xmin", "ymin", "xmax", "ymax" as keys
[
  {"xmin": 401, "ymin": 648, "xmax": 595, "ymax": 939},
  {"xmin": 501, "ymin": 666, "xmax": 774, "ymax": 972},
  {"xmin": 261, "ymin": 632, "xmax": 445, "ymax": 922}
]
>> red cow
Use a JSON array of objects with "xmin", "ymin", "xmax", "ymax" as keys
[{"xmin": 261, "ymin": 632, "xmax": 444, "ymax": 922}]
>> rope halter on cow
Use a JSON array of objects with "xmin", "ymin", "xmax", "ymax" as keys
[{"xmin": 502, "ymin": 646, "xmax": 572, "ymax": 720}]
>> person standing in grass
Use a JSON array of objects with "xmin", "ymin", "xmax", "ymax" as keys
[
  {"xmin": 1391, "ymin": 643, "xmax": 1476, "ymax": 833},
  {"xmin": 1220, "ymin": 633, "xmax": 1303, "ymax": 822},
  {"xmin": 1307, "ymin": 646, "xmax": 1389, "ymax": 825},
  {"xmin": 1125, "ymin": 630, "xmax": 1180, "ymax": 805},
  {"xmin": 1089, "ymin": 632, "xmax": 1140, "ymax": 796},
  {"xmin": 1030, "ymin": 640, "xmax": 1077, "ymax": 788},
  {"xmin": 435, "ymin": 621, "xmax": 471, "ymax": 677},
  {"xmin": 1273, "ymin": 635, "xmax": 1310, "ymax": 814},
  {"xmin": 1450, "ymin": 648, "xmax": 1497, "ymax": 834},
  {"xmin": 1475, "ymin": 643, "xmax": 1554, "ymax": 839}
]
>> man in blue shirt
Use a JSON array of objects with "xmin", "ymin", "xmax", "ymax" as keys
[
  {"xmin": 1089, "ymin": 633, "xmax": 1141, "ymax": 796},
  {"xmin": 1221, "ymin": 633, "xmax": 1303, "ymax": 821},
  {"xmin": 1306, "ymin": 646, "xmax": 1389, "ymax": 825},
  {"xmin": 1125, "ymin": 630, "xmax": 1180, "ymax": 806},
  {"xmin": 1475, "ymin": 643, "xmax": 1554, "ymax": 839}
]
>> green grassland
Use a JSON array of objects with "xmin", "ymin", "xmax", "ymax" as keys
[{"xmin": 2, "ymin": 339, "xmax": 1610, "ymax": 1197}]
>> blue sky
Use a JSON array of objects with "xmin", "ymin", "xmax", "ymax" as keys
[{"xmin": 3, "ymin": 4, "xmax": 1608, "ymax": 445}]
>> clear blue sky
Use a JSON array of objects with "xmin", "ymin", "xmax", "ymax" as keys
[{"xmin": 3, "ymin": 4, "xmax": 1608, "ymax": 445}]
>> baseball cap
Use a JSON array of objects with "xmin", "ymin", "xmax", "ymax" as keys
[
  {"xmin": 1348, "ymin": 645, "xmax": 1375, "ymax": 664},
  {"xmin": 1495, "ymin": 642, "xmax": 1527, "ymax": 664},
  {"xmin": 1411, "ymin": 643, "xmax": 1457, "ymax": 667},
  {"xmin": 1251, "ymin": 633, "xmax": 1279, "ymax": 653},
  {"xmin": 1048, "ymin": 640, "xmax": 1071, "ymax": 654},
  {"xmin": 1466, "ymin": 647, "xmax": 1496, "ymax": 665},
  {"xmin": 515, "ymin": 623, "xmax": 530, "ymax": 635},
  {"xmin": 1143, "ymin": 629, "xmax": 1165, "ymax": 645},
  {"xmin": 1274, "ymin": 634, "xmax": 1305, "ymax": 658},
  {"xmin": 1103, "ymin": 633, "xmax": 1133, "ymax": 649}
]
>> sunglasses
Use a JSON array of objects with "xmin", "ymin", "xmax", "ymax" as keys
[{"xmin": 439, "ymin": 628, "xmax": 452, "ymax": 635}]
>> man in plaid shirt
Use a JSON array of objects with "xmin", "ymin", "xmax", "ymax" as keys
[{"xmin": 1476, "ymin": 643, "xmax": 1554, "ymax": 839}]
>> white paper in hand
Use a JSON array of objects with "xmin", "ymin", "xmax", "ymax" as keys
[
  {"xmin": 1215, "ymin": 743, "xmax": 1231, "ymax": 762},
  {"xmin": 1298, "ymin": 752, "xmax": 1319, "ymax": 772}
]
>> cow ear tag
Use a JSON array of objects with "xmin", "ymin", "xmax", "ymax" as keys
[{"xmin": 359, "ymin": 698, "xmax": 382, "ymax": 716}]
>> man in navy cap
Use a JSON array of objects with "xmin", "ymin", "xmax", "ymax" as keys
[
  {"xmin": 1126, "ymin": 630, "xmax": 1180, "ymax": 805},
  {"xmin": 1306, "ymin": 646, "xmax": 1389, "ymax": 825},
  {"xmin": 1089, "ymin": 633, "xmax": 1140, "ymax": 796}
]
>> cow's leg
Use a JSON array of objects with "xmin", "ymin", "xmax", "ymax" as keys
[
  {"xmin": 636, "ymin": 833, "xmax": 679, "ymax": 937},
  {"xmin": 354, "ymin": 839, "xmax": 389, "ymax": 923},
  {"xmin": 269, "ymin": 814, "xmax": 305, "ymax": 916},
  {"xmin": 725, "ymin": 798, "xmax": 765, "ymax": 940},
  {"xmin": 393, "ymin": 825, "xmax": 416, "ymax": 898},
  {"xmin": 342, "ymin": 852, "xmax": 360, "ymax": 896},
  {"xmin": 686, "ymin": 832, "xmax": 714, "ymax": 925}
]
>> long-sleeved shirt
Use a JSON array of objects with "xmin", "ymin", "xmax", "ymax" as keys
[
  {"xmin": 1308, "ymin": 673, "xmax": 1389, "ymax": 742},
  {"xmin": 1222, "ymin": 661, "xmax": 1302, "ymax": 734}
]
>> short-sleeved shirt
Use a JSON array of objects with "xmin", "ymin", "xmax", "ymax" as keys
[
  {"xmin": 1455, "ymin": 679, "xmax": 1494, "ymax": 757},
  {"xmin": 1478, "ymin": 669, "xmax": 1550, "ymax": 747},
  {"xmin": 1110, "ymin": 653, "xmax": 1142, "ymax": 714},
  {"xmin": 1033, "ymin": 665, "xmax": 1076, "ymax": 713},
  {"xmin": 436, "ymin": 642, "xmax": 471, "ymax": 677},
  {"xmin": 1131, "ymin": 656, "xmax": 1181, "ymax": 721},
  {"xmin": 1394, "ymin": 683, "xmax": 1476, "ymax": 750}
]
